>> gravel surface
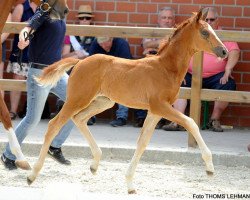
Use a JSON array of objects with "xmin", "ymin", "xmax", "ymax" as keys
[{"xmin": 1, "ymin": 156, "xmax": 249, "ymax": 199}]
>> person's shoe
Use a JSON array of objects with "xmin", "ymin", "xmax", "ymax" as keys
[
  {"xmin": 1, "ymin": 154, "xmax": 17, "ymax": 170},
  {"xmin": 110, "ymin": 118, "xmax": 126, "ymax": 127},
  {"xmin": 206, "ymin": 119, "xmax": 223, "ymax": 132},
  {"xmin": 156, "ymin": 118, "xmax": 167, "ymax": 129},
  {"xmin": 134, "ymin": 118, "xmax": 145, "ymax": 127},
  {"xmin": 87, "ymin": 116, "xmax": 96, "ymax": 125},
  {"xmin": 48, "ymin": 146, "xmax": 71, "ymax": 165},
  {"xmin": 9, "ymin": 112, "xmax": 17, "ymax": 120},
  {"xmin": 162, "ymin": 122, "xmax": 185, "ymax": 131}
]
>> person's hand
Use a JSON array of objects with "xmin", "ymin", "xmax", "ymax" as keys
[
  {"xmin": 182, "ymin": 78, "xmax": 186, "ymax": 85},
  {"xmin": 220, "ymin": 69, "xmax": 232, "ymax": 85},
  {"xmin": 18, "ymin": 27, "xmax": 31, "ymax": 49},
  {"xmin": 18, "ymin": 36, "xmax": 30, "ymax": 49},
  {"xmin": 75, "ymin": 50, "xmax": 89, "ymax": 59}
]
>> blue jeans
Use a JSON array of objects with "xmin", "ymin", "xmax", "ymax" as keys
[
  {"xmin": 182, "ymin": 72, "xmax": 236, "ymax": 90},
  {"xmin": 4, "ymin": 67, "xmax": 74, "ymax": 160},
  {"xmin": 116, "ymin": 104, "xmax": 129, "ymax": 120},
  {"xmin": 135, "ymin": 109, "xmax": 147, "ymax": 119},
  {"xmin": 116, "ymin": 104, "xmax": 147, "ymax": 120}
]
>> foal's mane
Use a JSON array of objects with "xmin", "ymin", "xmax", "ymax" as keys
[{"xmin": 157, "ymin": 17, "xmax": 194, "ymax": 55}]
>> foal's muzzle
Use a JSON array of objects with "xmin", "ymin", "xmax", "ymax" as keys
[{"xmin": 213, "ymin": 46, "xmax": 228, "ymax": 58}]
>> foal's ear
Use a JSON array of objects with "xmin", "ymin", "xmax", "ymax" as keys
[{"xmin": 196, "ymin": 8, "xmax": 208, "ymax": 22}]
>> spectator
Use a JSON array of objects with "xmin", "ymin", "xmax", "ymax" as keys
[
  {"xmin": 0, "ymin": 13, "xmax": 11, "ymax": 98},
  {"xmin": 88, "ymin": 37, "xmax": 146, "ymax": 127},
  {"xmin": 6, "ymin": 0, "xmax": 37, "ymax": 120},
  {"xmin": 1, "ymin": 1, "xmax": 73, "ymax": 170},
  {"xmin": 162, "ymin": 7, "xmax": 240, "ymax": 132},
  {"xmin": 62, "ymin": 5, "xmax": 95, "ymax": 59},
  {"xmin": 142, "ymin": 6, "xmax": 176, "ymax": 129},
  {"xmin": 142, "ymin": 7, "xmax": 175, "ymax": 56}
]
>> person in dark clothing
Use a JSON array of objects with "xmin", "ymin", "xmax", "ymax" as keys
[
  {"xmin": 52, "ymin": 5, "xmax": 96, "ymax": 120},
  {"xmin": 1, "ymin": 1, "xmax": 73, "ymax": 170}
]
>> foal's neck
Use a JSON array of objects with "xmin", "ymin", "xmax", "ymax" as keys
[{"xmin": 159, "ymin": 25, "xmax": 196, "ymax": 81}]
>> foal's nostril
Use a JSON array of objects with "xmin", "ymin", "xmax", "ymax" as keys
[{"xmin": 213, "ymin": 46, "xmax": 228, "ymax": 58}]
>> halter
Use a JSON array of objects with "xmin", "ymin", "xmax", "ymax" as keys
[{"xmin": 39, "ymin": 0, "xmax": 57, "ymax": 13}]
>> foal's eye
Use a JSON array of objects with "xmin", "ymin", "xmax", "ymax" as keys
[{"xmin": 200, "ymin": 29, "xmax": 209, "ymax": 39}]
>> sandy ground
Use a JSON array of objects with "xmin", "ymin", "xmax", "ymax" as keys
[{"xmin": 0, "ymin": 156, "xmax": 249, "ymax": 199}]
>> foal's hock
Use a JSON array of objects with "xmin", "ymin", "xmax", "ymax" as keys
[{"xmin": 28, "ymin": 9, "xmax": 227, "ymax": 194}]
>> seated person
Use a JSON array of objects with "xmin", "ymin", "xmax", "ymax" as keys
[
  {"xmin": 142, "ymin": 6, "xmax": 176, "ymax": 56},
  {"xmin": 163, "ymin": 7, "xmax": 240, "ymax": 132},
  {"xmin": 62, "ymin": 5, "xmax": 95, "ymax": 59},
  {"xmin": 142, "ymin": 6, "xmax": 176, "ymax": 129},
  {"xmin": 88, "ymin": 37, "xmax": 146, "ymax": 127}
]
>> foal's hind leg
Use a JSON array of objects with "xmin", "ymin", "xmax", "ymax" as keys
[
  {"xmin": 126, "ymin": 112, "xmax": 161, "ymax": 194},
  {"xmin": 151, "ymin": 100, "xmax": 214, "ymax": 175},
  {"xmin": 72, "ymin": 96, "xmax": 115, "ymax": 174},
  {"xmin": 27, "ymin": 103, "xmax": 75, "ymax": 185}
]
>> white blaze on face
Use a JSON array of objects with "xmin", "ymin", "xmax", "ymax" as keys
[
  {"xmin": 206, "ymin": 23, "xmax": 228, "ymax": 58},
  {"xmin": 207, "ymin": 23, "xmax": 223, "ymax": 46},
  {"xmin": 7, "ymin": 128, "xmax": 26, "ymax": 161}
]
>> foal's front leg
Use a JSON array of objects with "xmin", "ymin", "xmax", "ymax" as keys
[
  {"xmin": 152, "ymin": 101, "xmax": 214, "ymax": 175},
  {"xmin": 126, "ymin": 112, "xmax": 160, "ymax": 194}
]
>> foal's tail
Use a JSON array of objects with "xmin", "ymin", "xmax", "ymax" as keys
[{"xmin": 35, "ymin": 58, "xmax": 80, "ymax": 87}]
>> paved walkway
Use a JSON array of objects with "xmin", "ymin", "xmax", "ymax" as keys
[{"xmin": 0, "ymin": 119, "xmax": 250, "ymax": 166}]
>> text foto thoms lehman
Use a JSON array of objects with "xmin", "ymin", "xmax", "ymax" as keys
[{"xmin": 193, "ymin": 193, "xmax": 250, "ymax": 199}]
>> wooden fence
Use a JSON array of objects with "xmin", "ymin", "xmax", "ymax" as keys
[{"xmin": 1, "ymin": 22, "xmax": 250, "ymax": 147}]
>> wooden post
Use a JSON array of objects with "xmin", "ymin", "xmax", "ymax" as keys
[{"xmin": 188, "ymin": 52, "xmax": 203, "ymax": 148}]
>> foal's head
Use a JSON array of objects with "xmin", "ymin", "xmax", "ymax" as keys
[
  {"xmin": 190, "ymin": 8, "xmax": 228, "ymax": 58},
  {"xmin": 45, "ymin": 0, "xmax": 69, "ymax": 20}
]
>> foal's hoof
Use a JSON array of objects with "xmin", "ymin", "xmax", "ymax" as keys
[
  {"xmin": 90, "ymin": 166, "xmax": 97, "ymax": 175},
  {"xmin": 27, "ymin": 177, "xmax": 34, "ymax": 185},
  {"xmin": 128, "ymin": 189, "xmax": 137, "ymax": 194},
  {"xmin": 206, "ymin": 170, "xmax": 214, "ymax": 176},
  {"xmin": 15, "ymin": 160, "xmax": 31, "ymax": 170}
]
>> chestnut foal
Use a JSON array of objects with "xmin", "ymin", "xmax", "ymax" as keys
[{"xmin": 28, "ymin": 9, "xmax": 228, "ymax": 193}]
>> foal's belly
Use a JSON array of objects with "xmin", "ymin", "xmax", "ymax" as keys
[{"xmin": 100, "ymin": 76, "xmax": 151, "ymax": 110}]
